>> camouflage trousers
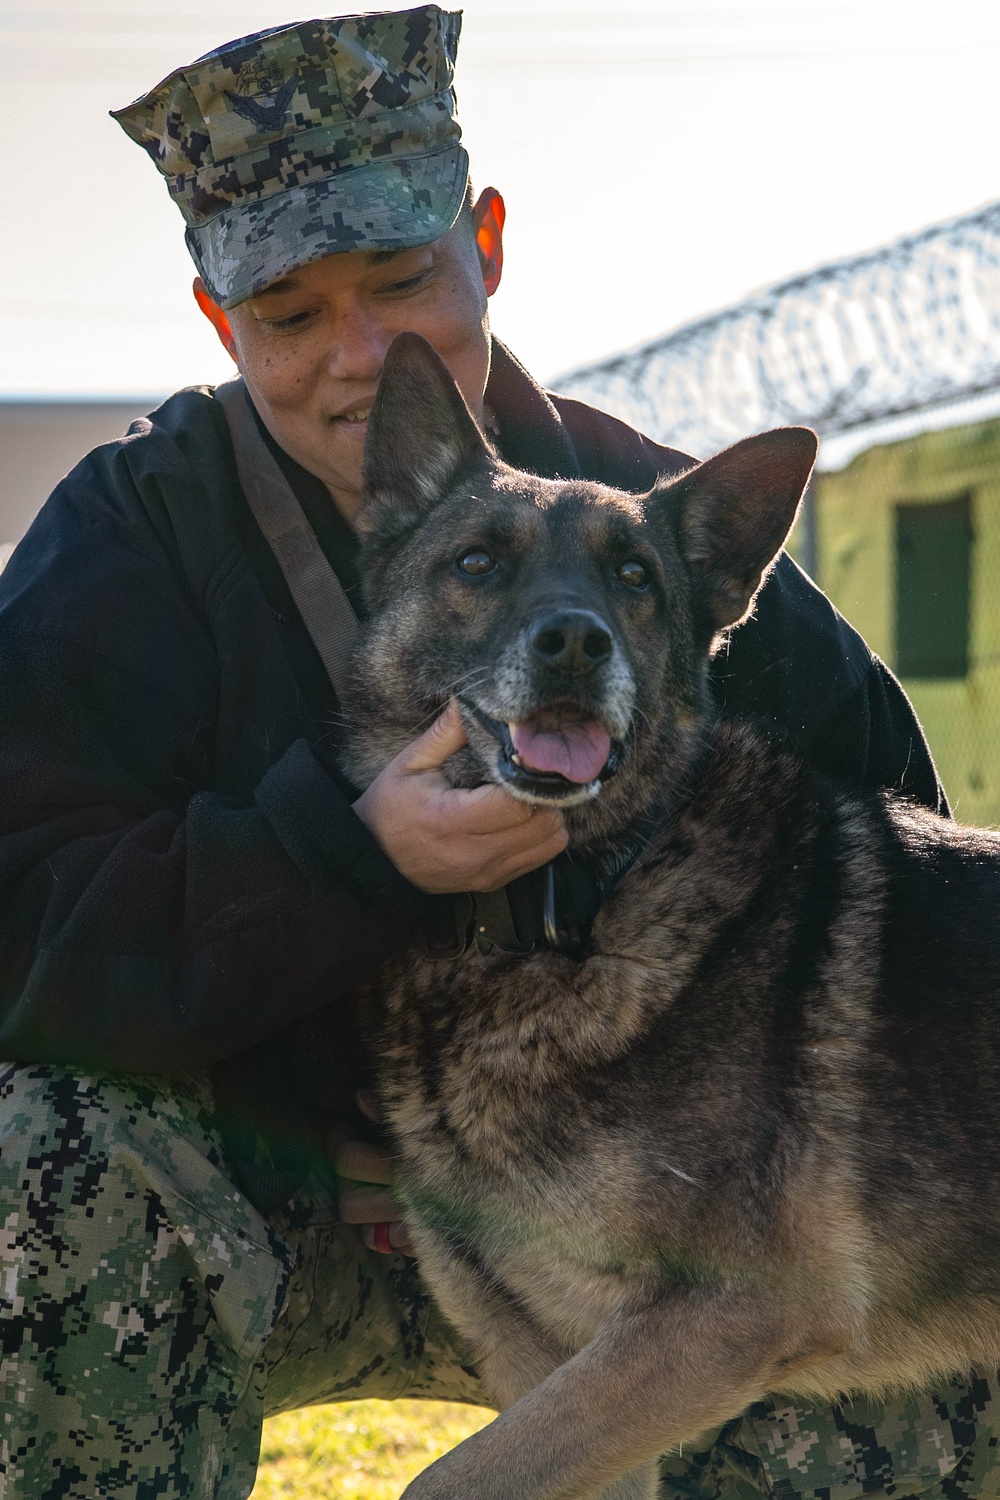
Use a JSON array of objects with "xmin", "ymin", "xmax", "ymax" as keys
[
  {"xmin": 0, "ymin": 1063, "xmax": 483, "ymax": 1499},
  {"xmin": 3, "ymin": 1063, "xmax": 1000, "ymax": 1500},
  {"xmin": 659, "ymin": 1375, "xmax": 1000, "ymax": 1500}
]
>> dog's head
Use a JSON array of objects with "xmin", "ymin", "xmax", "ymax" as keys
[{"xmin": 341, "ymin": 333, "xmax": 816, "ymax": 847}]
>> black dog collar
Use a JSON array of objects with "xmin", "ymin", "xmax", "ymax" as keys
[{"xmin": 417, "ymin": 820, "xmax": 656, "ymax": 964}]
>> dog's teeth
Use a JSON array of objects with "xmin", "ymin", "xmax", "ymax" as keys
[{"xmin": 511, "ymin": 752, "xmax": 523, "ymax": 766}]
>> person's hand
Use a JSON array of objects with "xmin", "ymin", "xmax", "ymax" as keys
[
  {"xmin": 353, "ymin": 700, "xmax": 567, "ymax": 893},
  {"xmin": 333, "ymin": 1092, "xmax": 413, "ymax": 1255}
]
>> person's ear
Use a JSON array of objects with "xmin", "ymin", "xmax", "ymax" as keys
[
  {"xmin": 472, "ymin": 188, "xmax": 505, "ymax": 297},
  {"xmin": 193, "ymin": 278, "xmax": 239, "ymax": 363}
]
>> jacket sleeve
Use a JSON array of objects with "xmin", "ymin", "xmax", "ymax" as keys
[
  {"xmin": 0, "ymin": 445, "xmax": 427, "ymax": 1076},
  {"xmin": 806, "ymin": 652, "xmax": 949, "ymax": 815},
  {"xmin": 709, "ymin": 553, "xmax": 947, "ymax": 815}
]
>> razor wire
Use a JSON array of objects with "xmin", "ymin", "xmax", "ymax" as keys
[{"xmin": 553, "ymin": 200, "xmax": 1000, "ymax": 459}]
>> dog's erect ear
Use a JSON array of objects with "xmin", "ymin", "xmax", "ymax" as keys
[
  {"xmin": 360, "ymin": 332, "xmax": 488, "ymax": 531},
  {"xmin": 656, "ymin": 427, "xmax": 818, "ymax": 631}
]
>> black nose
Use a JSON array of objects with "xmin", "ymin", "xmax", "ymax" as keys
[{"xmin": 531, "ymin": 609, "xmax": 614, "ymax": 677}]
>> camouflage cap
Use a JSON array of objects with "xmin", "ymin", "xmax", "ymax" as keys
[{"xmin": 112, "ymin": 7, "xmax": 468, "ymax": 308}]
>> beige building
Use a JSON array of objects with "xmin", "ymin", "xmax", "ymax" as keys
[{"xmin": 0, "ymin": 400, "xmax": 157, "ymax": 558}]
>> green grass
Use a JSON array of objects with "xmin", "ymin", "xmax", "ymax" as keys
[{"xmin": 251, "ymin": 1399, "xmax": 494, "ymax": 1499}]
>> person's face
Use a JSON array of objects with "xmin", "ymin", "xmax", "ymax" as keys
[{"xmin": 196, "ymin": 191, "xmax": 504, "ymax": 522}]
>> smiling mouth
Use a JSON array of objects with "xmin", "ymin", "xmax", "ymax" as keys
[
  {"xmin": 331, "ymin": 406, "xmax": 371, "ymax": 429},
  {"xmin": 458, "ymin": 697, "xmax": 622, "ymax": 803}
]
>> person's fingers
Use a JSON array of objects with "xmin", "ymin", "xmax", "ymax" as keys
[
  {"xmin": 477, "ymin": 815, "xmax": 569, "ymax": 873},
  {"xmin": 410, "ymin": 812, "xmax": 566, "ymax": 894},
  {"xmin": 334, "ymin": 1137, "xmax": 394, "ymax": 1186},
  {"xmin": 338, "ymin": 1183, "xmax": 405, "ymax": 1225},
  {"xmin": 397, "ymin": 699, "xmax": 468, "ymax": 774},
  {"xmin": 392, "ymin": 1222, "xmax": 415, "ymax": 1254},
  {"xmin": 354, "ymin": 699, "xmax": 569, "ymax": 892},
  {"xmin": 480, "ymin": 807, "xmax": 564, "ymax": 848},
  {"xmin": 446, "ymin": 787, "xmax": 564, "ymax": 842},
  {"xmin": 363, "ymin": 1220, "xmax": 414, "ymax": 1255},
  {"xmin": 474, "ymin": 825, "xmax": 571, "ymax": 891},
  {"xmin": 355, "ymin": 1090, "xmax": 382, "ymax": 1124},
  {"xmin": 451, "ymin": 780, "xmax": 537, "ymax": 827},
  {"xmin": 468, "ymin": 793, "xmax": 563, "ymax": 840}
]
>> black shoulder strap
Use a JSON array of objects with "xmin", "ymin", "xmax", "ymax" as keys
[{"xmin": 215, "ymin": 377, "xmax": 359, "ymax": 703}]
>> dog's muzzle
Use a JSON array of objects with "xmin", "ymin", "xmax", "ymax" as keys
[{"xmin": 457, "ymin": 697, "xmax": 622, "ymax": 806}]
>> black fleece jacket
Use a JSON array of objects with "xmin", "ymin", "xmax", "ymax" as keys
[{"xmin": 0, "ymin": 342, "xmax": 944, "ymax": 1206}]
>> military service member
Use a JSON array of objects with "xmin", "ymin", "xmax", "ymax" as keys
[{"xmin": 0, "ymin": 7, "xmax": 988, "ymax": 1500}]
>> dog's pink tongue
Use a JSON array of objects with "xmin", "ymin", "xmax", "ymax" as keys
[{"xmin": 510, "ymin": 718, "xmax": 611, "ymax": 783}]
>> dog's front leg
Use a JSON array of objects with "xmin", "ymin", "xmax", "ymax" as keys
[
  {"xmin": 400, "ymin": 1288, "xmax": 802, "ymax": 1500},
  {"xmin": 592, "ymin": 1465, "xmax": 660, "ymax": 1500}
]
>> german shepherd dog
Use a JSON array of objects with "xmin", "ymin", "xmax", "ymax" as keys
[{"xmin": 340, "ymin": 334, "xmax": 1000, "ymax": 1500}]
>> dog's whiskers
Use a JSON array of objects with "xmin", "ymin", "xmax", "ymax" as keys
[{"xmin": 447, "ymin": 667, "xmax": 491, "ymax": 696}]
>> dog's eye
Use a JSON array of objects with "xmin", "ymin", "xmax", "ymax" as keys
[
  {"xmin": 617, "ymin": 559, "xmax": 649, "ymax": 589},
  {"xmin": 457, "ymin": 549, "xmax": 497, "ymax": 576}
]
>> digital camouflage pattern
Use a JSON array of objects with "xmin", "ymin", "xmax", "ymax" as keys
[
  {"xmin": 658, "ymin": 1381, "xmax": 1000, "ymax": 1500},
  {"xmin": 2, "ymin": 1062, "xmax": 1000, "ymax": 1498},
  {"xmin": 0, "ymin": 1064, "xmax": 482, "ymax": 1499},
  {"xmin": 0, "ymin": 1066, "xmax": 287, "ymax": 1498},
  {"xmin": 111, "ymin": 6, "xmax": 469, "ymax": 308}
]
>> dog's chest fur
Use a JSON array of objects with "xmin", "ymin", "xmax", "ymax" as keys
[{"xmin": 366, "ymin": 723, "xmax": 891, "ymax": 1364}]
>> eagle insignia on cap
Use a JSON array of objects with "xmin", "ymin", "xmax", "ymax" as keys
[{"xmin": 226, "ymin": 61, "xmax": 296, "ymax": 132}]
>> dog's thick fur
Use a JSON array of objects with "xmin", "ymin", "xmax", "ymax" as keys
[{"xmin": 341, "ymin": 334, "xmax": 1000, "ymax": 1500}]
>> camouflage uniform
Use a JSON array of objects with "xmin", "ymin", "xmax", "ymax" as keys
[
  {"xmin": 658, "ymin": 1383, "xmax": 1000, "ymax": 1500},
  {"xmin": 0, "ymin": 1063, "xmax": 484, "ymax": 1498}
]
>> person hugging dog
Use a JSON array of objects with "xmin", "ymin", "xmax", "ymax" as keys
[{"xmin": 0, "ymin": 8, "xmax": 974, "ymax": 1500}]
